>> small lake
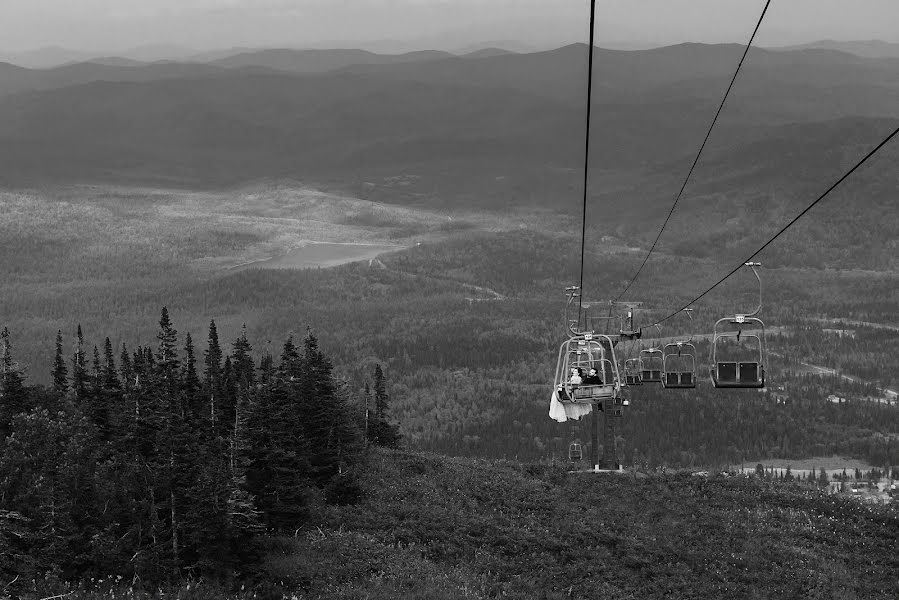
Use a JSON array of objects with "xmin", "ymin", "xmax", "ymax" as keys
[{"xmin": 237, "ymin": 242, "xmax": 404, "ymax": 270}]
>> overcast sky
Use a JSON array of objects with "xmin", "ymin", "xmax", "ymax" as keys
[{"xmin": 2, "ymin": 0, "xmax": 898, "ymax": 53}]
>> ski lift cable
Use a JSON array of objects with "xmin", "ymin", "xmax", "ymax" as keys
[
  {"xmin": 614, "ymin": 0, "xmax": 772, "ymax": 302},
  {"xmin": 647, "ymin": 122, "xmax": 899, "ymax": 330},
  {"xmin": 577, "ymin": 0, "xmax": 598, "ymax": 327}
]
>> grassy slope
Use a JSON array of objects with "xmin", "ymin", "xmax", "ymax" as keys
[{"xmin": 265, "ymin": 449, "xmax": 899, "ymax": 599}]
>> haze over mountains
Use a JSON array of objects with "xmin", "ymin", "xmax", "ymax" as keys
[{"xmin": 0, "ymin": 41, "xmax": 896, "ymax": 268}]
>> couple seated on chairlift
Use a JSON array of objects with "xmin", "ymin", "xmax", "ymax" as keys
[{"xmin": 568, "ymin": 367, "xmax": 603, "ymax": 387}]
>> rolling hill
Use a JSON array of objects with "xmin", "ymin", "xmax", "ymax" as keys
[
  {"xmin": 0, "ymin": 42, "xmax": 897, "ymax": 257},
  {"xmin": 210, "ymin": 47, "xmax": 453, "ymax": 72}
]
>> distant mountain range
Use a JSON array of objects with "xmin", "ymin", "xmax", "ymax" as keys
[
  {"xmin": 773, "ymin": 39, "xmax": 899, "ymax": 59},
  {"xmin": 0, "ymin": 43, "xmax": 522, "ymax": 70},
  {"xmin": 0, "ymin": 41, "xmax": 896, "ymax": 266}
]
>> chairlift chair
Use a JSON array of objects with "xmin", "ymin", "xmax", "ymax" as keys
[
  {"xmin": 624, "ymin": 357, "xmax": 644, "ymax": 386},
  {"xmin": 662, "ymin": 308, "xmax": 696, "ymax": 389},
  {"xmin": 710, "ymin": 263, "xmax": 768, "ymax": 389},
  {"xmin": 662, "ymin": 341, "xmax": 697, "ymax": 389},
  {"xmin": 568, "ymin": 441, "xmax": 583, "ymax": 462},
  {"xmin": 639, "ymin": 348, "xmax": 663, "ymax": 383},
  {"xmin": 554, "ymin": 334, "xmax": 621, "ymax": 404},
  {"xmin": 710, "ymin": 322, "xmax": 766, "ymax": 388}
]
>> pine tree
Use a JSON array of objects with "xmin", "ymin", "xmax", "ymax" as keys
[
  {"xmin": 182, "ymin": 332, "xmax": 202, "ymax": 421},
  {"xmin": 278, "ymin": 336, "xmax": 301, "ymax": 380},
  {"xmin": 155, "ymin": 307, "xmax": 180, "ymax": 379},
  {"xmin": 102, "ymin": 338, "xmax": 120, "ymax": 391},
  {"xmin": 71, "ymin": 325, "xmax": 87, "ymax": 403},
  {"xmin": 119, "ymin": 343, "xmax": 134, "ymax": 391},
  {"xmin": 52, "ymin": 330, "xmax": 68, "ymax": 396},
  {"xmin": 231, "ymin": 325, "xmax": 255, "ymax": 389},
  {"xmin": 300, "ymin": 331, "xmax": 362, "ymax": 482},
  {"xmin": 204, "ymin": 320, "xmax": 223, "ymax": 389},
  {"xmin": 258, "ymin": 350, "xmax": 274, "ymax": 385},
  {"xmin": 0, "ymin": 328, "xmax": 29, "ymax": 439},
  {"xmin": 204, "ymin": 320, "xmax": 223, "ymax": 430},
  {"xmin": 370, "ymin": 364, "xmax": 400, "ymax": 448},
  {"xmin": 86, "ymin": 345, "xmax": 110, "ymax": 438}
]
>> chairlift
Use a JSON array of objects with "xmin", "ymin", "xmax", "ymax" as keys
[
  {"xmin": 662, "ymin": 341, "xmax": 697, "ymax": 388},
  {"xmin": 710, "ymin": 263, "xmax": 767, "ymax": 389},
  {"xmin": 640, "ymin": 348, "xmax": 663, "ymax": 383},
  {"xmin": 569, "ymin": 441, "xmax": 583, "ymax": 462},
  {"xmin": 662, "ymin": 308, "xmax": 696, "ymax": 389},
  {"xmin": 624, "ymin": 357, "xmax": 644, "ymax": 386},
  {"xmin": 553, "ymin": 334, "xmax": 621, "ymax": 404}
]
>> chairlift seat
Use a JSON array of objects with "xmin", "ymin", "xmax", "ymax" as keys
[
  {"xmin": 663, "ymin": 371, "xmax": 696, "ymax": 389},
  {"xmin": 712, "ymin": 361, "xmax": 765, "ymax": 388},
  {"xmin": 740, "ymin": 362, "xmax": 759, "ymax": 383},
  {"xmin": 572, "ymin": 384, "xmax": 616, "ymax": 401},
  {"xmin": 717, "ymin": 361, "xmax": 737, "ymax": 382},
  {"xmin": 641, "ymin": 369, "xmax": 662, "ymax": 383}
]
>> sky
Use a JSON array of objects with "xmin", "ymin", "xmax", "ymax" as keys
[{"xmin": 2, "ymin": 0, "xmax": 899, "ymax": 54}]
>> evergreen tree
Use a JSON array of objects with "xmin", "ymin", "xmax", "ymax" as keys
[
  {"xmin": 102, "ymin": 338, "xmax": 120, "ymax": 391},
  {"xmin": 86, "ymin": 345, "xmax": 110, "ymax": 438},
  {"xmin": 119, "ymin": 343, "xmax": 134, "ymax": 391},
  {"xmin": 258, "ymin": 349, "xmax": 274, "ymax": 385},
  {"xmin": 71, "ymin": 325, "xmax": 88, "ymax": 403},
  {"xmin": 182, "ymin": 332, "xmax": 202, "ymax": 421},
  {"xmin": 52, "ymin": 330, "xmax": 68, "ymax": 396},
  {"xmin": 203, "ymin": 319, "xmax": 223, "ymax": 389},
  {"xmin": 155, "ymin": 307, "xmax": 180, "ymax": 379},
  {"xmin": 278, "ymin": 336, "xmax": 301, "ymax": 380},
  {"xmin": 204, "ymin": 320, "xmax": 224, "ymax": 430},
  {"xmin": 300, "ymin": 331, "xmax": 362, "ymax": 482},
  {"xmin": 231, "ymin": 325, "xmax": 255, "ymax": 389},
  {"xmin": 370, "ymin": 364, "xmax": 400, "ymax": 448},
  {"xmin": 0, "ymin": 328, "xmax": 28, "ymax": 439}
]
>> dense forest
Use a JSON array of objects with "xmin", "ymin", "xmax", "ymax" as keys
[
  {"xmin": 2, "ymin": 226, "xmax": 896, "ymax": 471},
  {"xmin": 0, "ymin": 308, "xmax": 399, "ymax": 591}
]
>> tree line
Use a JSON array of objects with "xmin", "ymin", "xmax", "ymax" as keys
[{"xmin": 0, "ymin": 308, "xmax": 399, "ymax": 588}]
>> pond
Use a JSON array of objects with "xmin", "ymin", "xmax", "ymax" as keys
[{"xmin": 236, "ymin": 242, "xmax": 404, "ymax": 270}]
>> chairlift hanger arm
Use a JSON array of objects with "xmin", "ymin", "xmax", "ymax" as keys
[{"xmin": 738, "ymin": 262, "xmax": 762, "ymax": 318}]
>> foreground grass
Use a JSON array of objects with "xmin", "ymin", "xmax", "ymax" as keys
[
  {"xmin": 15, "ymin": 448, "xmax": 898, "ymax": 599},
  {"xmin": 268, "ymin": 449, "xmax": 898, "ymax": 599}
]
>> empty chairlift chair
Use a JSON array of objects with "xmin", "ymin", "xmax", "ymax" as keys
[
  {"xmin": 710, "ymin": 321, "xmax": 766, "ymax": 388},
  {"xmin": 624, "ymin": 357, "xmax": 644, "ymax": 386},
  {"xmin": 662, "ymin": 308, "xmax": 697, "ymax": 389},
  {"xmin": 662, "ymin": 341, "xmax": 697, "ymax": 388},
  {"xmin": 639, "ymin": 348, "xmax": 663, "ymax": 383},
  {"xmin": 569, "ymin": 441, "xmax": 583, "ymax": 462},
  {"xmin": 709, "ymin": 263, "xmax": 768, "ymax": 389}
]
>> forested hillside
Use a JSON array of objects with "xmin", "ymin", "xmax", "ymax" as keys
[{"xmin": 0, "ymin": 308, "xmax": 398, "ymax": 590}]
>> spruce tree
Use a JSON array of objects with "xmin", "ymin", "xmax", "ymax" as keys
[
  {"xmin": 204, "ymin": 320, "xmax": 223, "ymax": 430},
  {"xmin": 182, "ymin": 332, "xmax": 202, "ymax": 420},
  {"xmin": 370, "ymin": 364, "xmax": 400, "ymax": 448},
  {"xmin": 119, "ymin": 343, "xmax": 134, "ymax": 391},
  {"xmin": 86, "ymin": 345, "xmax": 110, "ymax": 437},
  {"xmin": 102, "ymin": 338, "xmax": 120, "ymax": 391},
  {"xmin": 0, "ymin": 328, "xmax": 28, "ymax": 439},
  {"xmin": 52, "ymin": 330, "xmax": 68, "ymax": 396},
  {"xmin": 231, "ymin": 325, "xmax": 255, "ymax": 389},
  {"xmin": 278, "ymin": 336, "xmax": 301, "ymax": 380},
  {"xmin": 71, "ymin": 325, "xmax": 88, "ymax": 403},
  {"xmin": 155, "ymin": 307, "xmax": 180, "ymax": 379},
  {"xmin": 300, "ymin": 331, "xmax": 362, "ymax": 482}
]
